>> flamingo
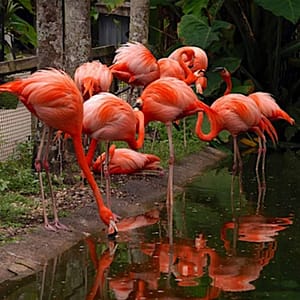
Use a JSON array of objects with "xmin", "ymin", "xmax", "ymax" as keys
[
  {"xmin": 157, "ymin": 47, "xmax": 199, "ymax": 85},
  {"xmin": 109, "ymin": 41, "xmax": 160, "ymax": 102},
  {"xmin": 92, "ymin": 144, "xmax": 163, "ymax": 176},
  {"xmin": 214, "ymin": 67, "xmax": 295, "ymax": 125},
  {"xmin": 133, "ymin": 76, "xmax": 209, "ymax": 243},
  {"xmin": 109, "ymin": 41, "xmax": 160, "ymax": 88},
  {"xmin": 82, "ymin": 92, "xmax": 145, "ymax": 206},
  {"xmin": 168, "ymin": 45, "xmax": 209, "ymax": 93},
  {"xmin": 195, "ymin": 93, "xmax": 278, "ymax": 173},
  {"xmin": 109, "ymin": 42, "xmax": 205, "ymax": 103},
  {"xmin": 0, "ymin": 68, "xmax": 118, "ymax": 236},
  {"xmin": 169, "ymin": 46, "xmax": 208, "ymax": 73},
  {"xmin": 214, "ymin": 66, "xmax": 295, "ymax": 171},
  {"xmin": 74, "ymin": 60, "xmax": 113, "ymax": 101}
]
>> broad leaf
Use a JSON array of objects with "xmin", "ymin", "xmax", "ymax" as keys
[
  {"xmin": 176, "ymin": 0, "xmax": 209, "ymax": 17},
  {"xmin": 210, "ymin": 56, "xmax": 242, "ymax": 73},
  {"xmin": 178, "ymin": 15, "xmax": 231, "ymax": 49},
  {"xmin": 254, "ymin": 0, "xmax": 300, "ymax": 24}
]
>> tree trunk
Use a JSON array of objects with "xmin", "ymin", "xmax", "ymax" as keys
[
  {"xmin": 36, "ymin": 0, "xmax": 64, "ymax": 69},
  {"xmin": 64, "ymin": 0, "xmax": 91, "ymax": 76},
  {"xmin": 0, "ymin": 1, "xmax": 6, "ymax": 62},
  {"xmin": 129, "ymin": 0, "xmax": 150, "ymax": 44}
]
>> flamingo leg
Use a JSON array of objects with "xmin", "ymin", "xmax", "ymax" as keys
[
  {"xmin": 261, "ymin": 138, "xmax": 267, "ymax": 189},
  {"xmin": 104, "ymin": 141, "xmax": 112, "ymax": 209},
  {"xmin": 34, "ymin": 125, "xmax": 56, "ymax": 231},
  {"xmin": 232, "ymin": 136, "xmax": 242, "ymax": 175},
  {"xmin": 255, "ymin": 136, "xmax": 267, "ymax": 191},
  {"xmin": 43, "ymin": 128, "xmax": 69, "ymax": 230},
  {"xmin": 166, "ymin": 123, "xmax": 174, "ymax": 246},
  {"xmin": 255, "ymin": 137, "xmax": 263, "ymax": 174},
  {"xmin": 183, "ymin": 117, "xmax": 187, "ymax": 148}
]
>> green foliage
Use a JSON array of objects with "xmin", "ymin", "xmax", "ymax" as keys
[
  {"xmin": 0, "ymin": 193, "xmax": 34, "ymax": 223},
  {"xmin": 178, "ymin": 15, "xmax": 232, "ymax": 49},
  {"xmin": 99, "ymin": 0, "xmax": 126, "ymax": 12},
  {"xmin": 142, "ymin": 117, "xmax": 206, "ymax": 168},
  {"xmin": 173, "ymin": 0, "xmax": 300, "ymax": 143},
  {"xmin": 3, "ymin": 0, "xmax": 36, "ymax": 59},
  {"xmin": 176, "ymin": 0, "xmax": 209, "ymax": 16},
  {"xmin": 17, "ymin": 0, "xmax": 34, "ymax": 13},
  {"xmin": 0, "ymin": 141, "xmax": 39, "ymax": 194},
  {"xmin": 0, "ymin": 92, "xmax": 19, "ymax": 109},
  {"xmin": 254, "ymin": 0, "xmax": 300, "ymax": 24}
]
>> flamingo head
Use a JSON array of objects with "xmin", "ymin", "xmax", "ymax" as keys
[
  {"xmin": 213, "ymin": 66, "xmax": 231, "ymax": 79},
  {"xmin": 133, "ymin": 98, "xmax": 143, "ymax": 111},
  {"xmin": 100, "ymin": 206, "xmax": 119, "ymax": 239}
]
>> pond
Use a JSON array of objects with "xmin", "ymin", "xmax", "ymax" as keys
[{"xmin": 0, "ymin": 149, "xmax": 299, "ymax": 299}]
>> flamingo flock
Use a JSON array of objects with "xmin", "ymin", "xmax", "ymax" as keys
[{"xmin": 0, "ymin": 41, "xmax": 295, "ymax": 239}]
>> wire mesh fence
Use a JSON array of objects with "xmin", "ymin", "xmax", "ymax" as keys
[{"xmin": 0, "ymin": 103, "xmax": 32, "ymax": 161}]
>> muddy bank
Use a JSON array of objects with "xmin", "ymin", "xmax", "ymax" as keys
[{"xmin": 0, "ymin": 147, "xmax": 227, "ymax": 284}]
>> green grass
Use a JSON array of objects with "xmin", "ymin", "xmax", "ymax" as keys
[
  {"xmin": 0, "ymin": 142, "xmax": 43, "ymax": 236},
  {"xmin": 0, "ymin": 193, "xmax": 36, "ymax": 223},
  {"xmin": 115, "ymin": 115, "xmax": 208, "ymax": 168}
]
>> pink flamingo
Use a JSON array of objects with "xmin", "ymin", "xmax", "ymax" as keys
[
  {"xmin": 0, "ymin": 68, "xmax": 118, "ymax": 235},
  {"xmin": 82, "ymin": 92, "xmax": 145, "ymax": 206}
]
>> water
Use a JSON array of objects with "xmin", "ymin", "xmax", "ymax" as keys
[{"xmin": 1, "ymin": 149, "xmax": 299, "ymax": 299}]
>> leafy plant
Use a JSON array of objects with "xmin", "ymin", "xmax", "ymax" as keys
[
  {"xmin": 0, "ymin": 92, "xmax": 19, "ymax": 109},
  {"xmin": 2, "ymin": 0, "xmax": 36, "ymax": 60},
  {"xmin": 0, "ymin": 141, "xmax": 39, "ymax": 194}
]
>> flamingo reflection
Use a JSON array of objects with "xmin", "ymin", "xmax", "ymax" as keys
[
  {"xmin": 216, "ymin": 169, "xmax": 293, "ymax": 291},
  {"xmin": 85, "ymin": 174, "xmax": 292, "ymax": 299},
  {"xmin": 86, "ymin": 209, "xmax": 160, "ymax": 299},
  {"xmin": 86, "ymin": 238, "xmax": 117, "ymax": 300}
]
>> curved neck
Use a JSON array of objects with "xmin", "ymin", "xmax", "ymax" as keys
[
  {"xmin": 195, "ymin": 106, "xmax": 222, "ymax": 141},
  {"xmin": 72, "ymin": 135, "xmax": 106, "ymax": 214},
  {"xmin": 86, "ymin": 138, "xmax": 98, "ymax": 167},
  {"xmin": 178, "ymin": 50, "xmax": 197, "ymax": 85},
  {"xmin": 132, "ymin": 110, "xmax": 145, "ymax": 149},
  {"xmin": 221, "ymin": 73, "xmax": 232, "ymax": 95}
]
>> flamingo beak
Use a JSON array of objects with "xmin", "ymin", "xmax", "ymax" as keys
[
  {"xmin": 107, "ymin": 219, "xmax": 118, "ymax": 240},
  {"xmin": 133, "ymin": 98, "xmax": 143, "ymax": 110},
  {"xmin": 212, "ymin": 66, "xmax": 225, "ymax": 72}
]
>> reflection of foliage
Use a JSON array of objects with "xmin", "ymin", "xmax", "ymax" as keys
[{"xmin": 3, "ymin": 0, "xmax": 36, "ymax": 59}]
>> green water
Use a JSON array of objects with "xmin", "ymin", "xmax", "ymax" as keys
[{"xmin": 0, "ymin": 150, "xmax": 299, "ymax": 299}]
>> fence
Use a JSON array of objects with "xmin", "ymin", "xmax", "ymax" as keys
[{"xmin": 0, "ymin": 103, "xmax": 32, "ymax": 161}]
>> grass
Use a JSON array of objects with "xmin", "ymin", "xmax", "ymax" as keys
[{"xmin": 0, "ymin": 142, "xmax": 47, "ymax": 240}]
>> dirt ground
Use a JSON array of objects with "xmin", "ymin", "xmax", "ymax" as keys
[{"xmin": 0, "ymin": 147, "xmax": 227, "ymax": 285}]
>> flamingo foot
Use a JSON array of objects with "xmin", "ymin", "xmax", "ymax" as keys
[
  {"xmin": 44, "ymin": 223, "xmax": 58, "ymax": 232},
  {"xmin": 113, "ymin": 213, "xmax": 121, "ymax": 222},
  {"xmin": 54, "ymin": 221, "xmax": 71, "ymax": 231}
]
